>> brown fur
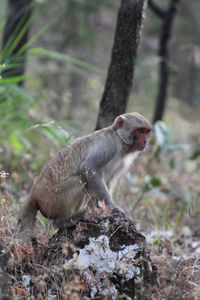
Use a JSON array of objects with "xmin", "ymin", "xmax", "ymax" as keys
[{"xmin": 18, "ymin": 112, "xmax": 151, "ymax": 236}]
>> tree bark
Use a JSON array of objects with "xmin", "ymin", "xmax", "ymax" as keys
[
  {"xmin": 95, "ymin": 0, "xmax": 147, "ymax": 130},
  {"xmin": 1, "ymin": 0, "xmax": 33, "ymax": 86},
  {"xmin": 148, "ymin": 0, "xmax": 166, "ymax": 19},
  {"xmin": 151, "ymin": 0, "xmax": 180, "ymax": 123},
  {"xmin": 0, "ymin": 244, "xmax": 13, "ymax": 300}
]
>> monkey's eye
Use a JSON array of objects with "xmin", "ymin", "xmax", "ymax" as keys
[
  {"xmin": 137, "ymin": 128, "xmax": 145, "ymax": 133},
  {"xmin": 146, "ymin": 129, "xmax": 151, "ymax": 134}
]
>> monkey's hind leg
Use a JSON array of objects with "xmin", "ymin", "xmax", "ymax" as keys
[
  {"xmin": 18, "ymin": 196, "xmax": 38, "ymax": 239},
  {"xmin": 54, "ymin": 209, "xmax": 86, "ymax": 230}
]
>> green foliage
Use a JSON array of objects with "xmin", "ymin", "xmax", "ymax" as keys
[
  {"xmin": 0, "ymin": 81, "xmax": 71, "ymax": 167},
  {"xmin": 129, "ymin": 121, "xmax": 199, "ymax": 233},
  {"xmin": 189, "ymin": 149, "xmax": 200, "ymax": 160},
  {"xmin": 186, "ymin": 188, "xmax": 200, "ymax": 218},
  {"xmin": 0, "ymin": 0, "xmax": 105, "ymax": 169},
  {"xmin": 28, "ymin": 120, "xmax": 71, "ymax": 148},
  {"xmin": 0, "ymin": 84, "xmax": 34, "ymax": 152},
  {"xmin": 173, "ymin": 202, "xmax": 188, "ymax": 232},
  {"xmin": 142, "ymin": 175, "xmax": 162, "ymax": 190},
  {"xmin": 154, "ymin": 121, "xmax": 190, "ymax": 155},
  {"xmin": 0, "ymin": 76, "xmax": 71, "ymax": 166},
  {"xmin": 28, "ymin": 47, "xmax": 104, "ymax": 74},
  {"xmin": 154, "ymin": 121, "xmax": 170, "ymax": 148},
  {"xmin": 37, "ymin": 214, "xmax": 56, "ymax": 236}
]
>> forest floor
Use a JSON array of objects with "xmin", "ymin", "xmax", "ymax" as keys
[{"xmin": 0, "ymin": 145, "xmax": 200, "ymax": 299}]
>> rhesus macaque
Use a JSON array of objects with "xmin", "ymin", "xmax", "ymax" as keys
[{"xmin": 19, "ymin": 112, "xmax": 151, "ymax": 236}]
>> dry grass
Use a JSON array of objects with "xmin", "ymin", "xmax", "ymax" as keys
[{"xmin": 0, "ymin": 144, "xmax": 200, "ymax": 299}]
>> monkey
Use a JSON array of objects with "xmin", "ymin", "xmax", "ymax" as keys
[{"xmin": 18, "ymin": 112, "xmax": 151, "ymax": 237}]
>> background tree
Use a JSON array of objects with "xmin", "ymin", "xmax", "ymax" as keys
[
  {"xmin": 95, "ymin": 0, "xmax": 148, "ymax": 130},
  {"xmin": 1, "ymin": 0, "xmax": 33, "ymax": 86},
  {"xmin": 149, "ymin": 0, "xmax": 180, "ymax": 123},
  {"xmin": 1, "ymin": 1, "xmax": 200, "ymax": 298}
]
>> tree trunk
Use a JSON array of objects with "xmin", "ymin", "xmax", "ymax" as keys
[
  {"xmin": 95, "ymin": 0, "xmax": 147, "ymax": 130},
  {"xmin": 1, "ymin": 0, "xmax": 33, "ymax": 86},
  {"xmin": 150, "ymin": 0, "xmax": 180, "ymax": 123},
  {"xmin": 0, "ymin": 244, "xmax": 13, "ymax": 300}
]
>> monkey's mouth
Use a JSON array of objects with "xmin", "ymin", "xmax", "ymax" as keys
[
  {"xmin": 138, "ymin": 140, "xmax": 147, "ymax": 150},
  {"xmin": 142, "ymin": 140, "xmax": 147, "ymax": 147}
]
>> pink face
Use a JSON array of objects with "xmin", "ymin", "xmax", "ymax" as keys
[{"xmin": 135, "ymin": 127, "xmax": 151, "ymax": 150}]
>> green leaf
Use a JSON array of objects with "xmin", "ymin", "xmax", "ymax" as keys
[
  {"xmin": 10, "ymin": 132, "xmax": 23, "ymax": 155},
  {"xmin": 154, "ymin": 121, "xmax": 170, "ymax": 148},
  {"xmin": 0, "ymin": 75, "xmax": 30, "ymax": 84},
  {"xmin": 17, "ymin": 5, "xmax": 67, "ymax": 55},
  {"xmin": 189, "ymin": 150, "xmax": 200, "ymax": 160},
  {"xmin": 173, "ymin": 203, "xmax": 187, "ymax": 232},
  {"xmin": 28, "ymin": 121, "xmax": 70, "ymax": 147},
  {"xmin": 150, "ymin": 177, "xmax": 161, "ymax": 187},
  {"xmin": 28, "ymin": 47, "xmax": 105, "ymax": 74},
  {"xmin": 169, "ymin": 159, "xmax": 175, "ymax": 169},
  {"xmin": 37, "ymin": 215, "xmax": 48, "ymax": 230},
  {"xmin": 7, "ymin": 84, "xmax": 35, "ymax": 103}
]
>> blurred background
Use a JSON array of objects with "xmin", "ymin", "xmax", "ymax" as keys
[
  {"xmin": 0, "ymin": 1, "xmax": 200, "ymax": 296},
  {"xmin": 0, "ymin": 0, "xmax": 200, "ymax": 249},
  {"xmin": 0, "ymin": 0, "xmax": 200, "ymax": 162}
]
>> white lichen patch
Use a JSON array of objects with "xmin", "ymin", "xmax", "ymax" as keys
[
  {"xmin": 64, "ymin": 235, "xmax": 141, "ymax": 298},
  {"xmin": 22, "ymin": 274, "xmax": 31, "ymax": 292},
  {"xmin": 145, "ymin": 229, "xmax": 173, "ymax": 244}
]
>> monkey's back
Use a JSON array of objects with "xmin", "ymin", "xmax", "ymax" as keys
[
  {"xmin": 40, "ymin": 129, "xmax": 114, "ymax": 183},
  {"xmin": 28, "ymin": 137, "xmax": 93, "ymax": 218},
  {"xmin": 34, "ymin": 137, "xmax": 90, "ymax": 185},
  {"xmin": 29, "ymin": 129, "xmax": 117, "ymax": 219}
]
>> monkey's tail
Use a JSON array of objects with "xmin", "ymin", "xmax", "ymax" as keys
[{"xmin": 18, "ymin": 195, "xmax": 38, "ymax": 234}]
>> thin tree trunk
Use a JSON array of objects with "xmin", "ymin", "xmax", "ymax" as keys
[
  {"xmin": 95, "ymin": 0, "xmax": 147, "ymax": 130},
  {"xmin": 150, "ymin": 0, "xmax": 180, "ymax": 123},
  {"xmin": 1, "ymin": 0, "xmax": 33, "ymax": 86}
]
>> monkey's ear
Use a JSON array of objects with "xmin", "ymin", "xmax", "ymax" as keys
[{"xmin": 115, "ymin": 116, "xmax": 125, "ymax": 129}]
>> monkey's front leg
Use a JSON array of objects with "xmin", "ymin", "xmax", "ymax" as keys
[{"xmin": 80, "ymin": 166, "xmax": 125, "ymax": 214}]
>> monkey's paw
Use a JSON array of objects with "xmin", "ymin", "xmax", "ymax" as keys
[{"xmin": 111, "ymin": 207, "xmax": 126, "ymax": 218}]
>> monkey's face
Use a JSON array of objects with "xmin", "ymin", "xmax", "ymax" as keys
[
  {"xmin": 133, "ymin": 127, "xmax": 151, "ymax": 151},
  {"xmin": 114, "ymin": 112, "xmax": 152, "ymax": 152}
]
